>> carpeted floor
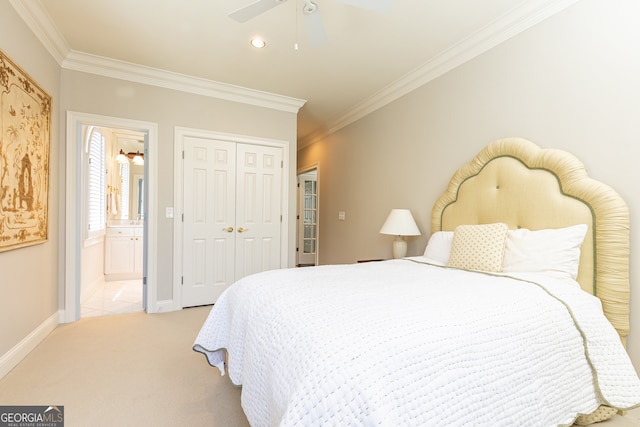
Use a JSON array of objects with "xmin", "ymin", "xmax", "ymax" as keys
[
  {"xmin": 0, "ymin": 306, "xmax": 249, "ymax": 427},
  {"xmin": 0, "ymin": 307, "xmax": 639, "ymax": 426}
]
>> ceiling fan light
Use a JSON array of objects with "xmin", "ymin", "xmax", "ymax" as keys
[{"xmin": 250, "ymin": 38, "xmax": 266, "ymax": 48}]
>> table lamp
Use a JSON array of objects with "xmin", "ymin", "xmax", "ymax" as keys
[{"xmin": 379, "ymin": 209, "xmax": 421, "ymax": 259}]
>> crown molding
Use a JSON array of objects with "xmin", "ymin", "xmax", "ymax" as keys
[
  {"xmin": 297, "ymin": 0, "xmax": 580, "ymax": 149},
  {"xmin": 11, "ymin": 0, "xmax": 577, "ymax": 143},
  {"xmin": 62, "ymin": 51, "xmax": 306, "ymax": 113},
  {"xmin": 9, "ymin": 0, "xmax": 70, "ymax": 64},
  {"xmin": 10, "ymin": 0, "xmax": 306, "ymax": 114}
]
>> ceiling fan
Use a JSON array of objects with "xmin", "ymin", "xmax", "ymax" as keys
[{"xmin": 229, "ymin": 0, "xmax": 394, "ymax": 48}]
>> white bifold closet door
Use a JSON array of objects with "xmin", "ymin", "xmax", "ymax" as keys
[{"xmin": 182, "ymin": 137, "xmax": 282, "ymax": 307}]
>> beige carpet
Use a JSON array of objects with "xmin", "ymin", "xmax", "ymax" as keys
[
  {"xmin": 0, "ymin": 306, "xmax": 249, "ymax": 427},
  {"xmin": 1, "ymin": 306, "xmax": 639, "ymax": 427}
]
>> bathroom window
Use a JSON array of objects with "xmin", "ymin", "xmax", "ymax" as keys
[{"xmin": 85, "ymin": 126, "xmax": 106, "ymax": 244}]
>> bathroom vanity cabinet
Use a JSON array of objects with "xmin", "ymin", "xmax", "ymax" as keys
[{"xmin": 104, "ymin": 226, "xmax": 143, "ymax": 280}]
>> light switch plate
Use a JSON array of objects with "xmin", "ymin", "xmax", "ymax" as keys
[
  {"xmin": 338, "ymin": 211, "xmax": 346, "ymax": 221},
  {"xmin": 166, "ymin": 207, "xmax": 174, "ymax": 218}
]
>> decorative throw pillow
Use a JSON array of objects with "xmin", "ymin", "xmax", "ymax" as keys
[
  {"xmin": 448, "ymin": 223, "xmax": 509, "ymax": 272},
  {"xmin": 573, "ymin": 405, "xmax": 617, "ymax": 425},
  {"xmin": 502, "ymin": 224, "xmax": 588, "ymax": 279},
  {"xmin": 423, "ymin": 231, "xmax": 454, "ymax": 264}
]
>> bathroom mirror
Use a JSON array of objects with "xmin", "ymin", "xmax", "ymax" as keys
[
  {"xmin": 132, "ymin": 174, "xmax": 144, "ymax": 220},
  {"xmin": 107, "ymin": 131, "xmax": 145, "ymax": 222}
]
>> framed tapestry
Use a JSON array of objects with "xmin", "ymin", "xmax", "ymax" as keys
[{"xmin": 0, "ymin": 49, "xmax": 52, "ymax": 252}]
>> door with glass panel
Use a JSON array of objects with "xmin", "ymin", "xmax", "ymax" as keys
[{"xmin": 297, "ymin": 171, "xmax": 317, "ymax": 266}]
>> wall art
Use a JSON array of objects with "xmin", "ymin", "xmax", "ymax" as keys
[{"xmin": 0, "ymin": 49, "xmax": 51, "ymax": 251}]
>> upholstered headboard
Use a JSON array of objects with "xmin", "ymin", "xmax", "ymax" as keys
[{"xmin": 431, "ymin": 138, "xmax": 630, "ymax": 343}]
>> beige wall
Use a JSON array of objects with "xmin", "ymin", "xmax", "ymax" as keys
[
  {"xmin": 4, "ymin": 0, "xmax": 639, "ymax": 379},
  {"xmin": 59, "ymin": 70, "xmax": 298, "ymax": 302},
  {"xmin": 298, "ymin": 0, "xmax": 640, "ymax": 369},
  {"xmin": 1, "ymin": 1, "xmax": 298, "ymax": 364},
  {"xmin": 0, "ymin": 2, "xmax": 61, "ymax": 357}
]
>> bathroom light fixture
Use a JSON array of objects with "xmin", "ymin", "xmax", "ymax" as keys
[
  {"xmin": 116, "ymin": 149, "xmax": 128, "ymax": 164},
  {"xmin": 250, "ymin": 37, "xmax": 266, "ymax": 48},
  {"xmin": 132, "ymin": 151, "xmax": 144, "ymax": 166}
]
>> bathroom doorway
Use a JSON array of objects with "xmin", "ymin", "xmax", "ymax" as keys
[
  {"xmin": 80, "ymin": 126, "xmax": 146, "ymax": 318},
  {"xmin": 64, "ymin": 112, "xmax": 159, "ymax": 323}
]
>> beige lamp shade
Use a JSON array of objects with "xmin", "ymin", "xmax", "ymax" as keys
[
  {"xmin": 379, "ymin": 209, "xmax": 421, "ymax": 236},
  {"xmin": 379, "ymin": 209, "xmax": 421, "ymax": 259}
]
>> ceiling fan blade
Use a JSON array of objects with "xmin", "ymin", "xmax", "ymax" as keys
[
  {"xmin": 303, "ymin": 7, "xmax": 328, "ymax": 48},
  {"xmin": 229, "ymin": 0, "xmax": 286, "ymax": 23},
  {"xmin": 337, "ymin": 0, "xmax": 394, "ymax": 13}
]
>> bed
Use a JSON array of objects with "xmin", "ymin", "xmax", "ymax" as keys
[{"xmin": 193, "ymin": 137, "xmax": 640, "ymax": 426}]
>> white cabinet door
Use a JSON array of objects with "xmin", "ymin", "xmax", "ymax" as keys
[
  {"xmin": 181, "ymin": 138, "xmax": 283, "ymax": 307},
  {"xmin": 104, "ymin": 227, "xmax": 144, "ymax": 278},
  {"xmin": 134, "ymin": 228, "xmax": 144, "ymax": 274},
  {"xmin": 105, "ymin": 236, "xmax": 135, "ymax": 274}
]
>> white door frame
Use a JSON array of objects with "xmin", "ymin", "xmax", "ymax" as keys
[
  {"xmin": 63, "ymin": 111, "xmax": 159, "ymax": 323},
  {"xmin": 297, "ymin": 163, "xmax": 320, "ymax": 266},
  {"xmin": 173, "ymin": 126, "xmax": 290, "ymax": 310}
]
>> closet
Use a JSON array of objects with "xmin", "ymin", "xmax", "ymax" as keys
[{"xmin": 180, "ymin": 134, "xmax": 284, "ymax": 307}]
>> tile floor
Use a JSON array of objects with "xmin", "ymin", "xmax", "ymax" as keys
[{"xmin": 81, "ymin": 279, "xmax": 144, "ymax": 318}]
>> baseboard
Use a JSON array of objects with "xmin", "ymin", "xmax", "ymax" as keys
[
  {"xmin": 150, "ymin": 299, "xmax": 176, "ymax": 314},
  {"xmin": 0, "ymin": 310, "xmax": 60, "ymax": 380}
]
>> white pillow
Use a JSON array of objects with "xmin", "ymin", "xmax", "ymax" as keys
[
  {"xmin": 423, "ymin": 231, "xmax": 453, "ymax": 264},
  {"xmin": 502, "ymin": 224, "xmax": 588, "ymax": 279}
]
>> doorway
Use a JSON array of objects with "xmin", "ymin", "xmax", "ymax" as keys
[
  {"xmin": 81, "ymin": 126, "xmax": 146, "ymax": 318},
  {"xmin": 297, "ymin": 165, "xmax": 319, "ymax": 267},
  {"xmin": 64, "ymin": 112, "xmax": 159, "ymax": 323}
]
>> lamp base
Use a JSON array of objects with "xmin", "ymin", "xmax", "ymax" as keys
[{"xmin": 392, "ymin": 236, "xmax": 407, "ymax": 259}]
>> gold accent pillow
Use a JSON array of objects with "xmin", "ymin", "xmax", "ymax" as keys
[
  {"xmin": 573, "ymin": 405, "xmax": 617, "ymax": 425},
  {"xmin": 448, "ymin": 223, "xmax": 509, "ymax": 272}
]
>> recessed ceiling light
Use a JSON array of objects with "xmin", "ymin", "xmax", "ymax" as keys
[{"xmin": 250, "ymin": 38, "xmax": 266, "ymax": 48}]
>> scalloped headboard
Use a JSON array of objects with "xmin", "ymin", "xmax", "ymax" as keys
[{"xmin": 431, "ymin": 138, "xmax": 630, "ymax": 343}]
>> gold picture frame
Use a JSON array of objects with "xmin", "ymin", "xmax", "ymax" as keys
[{"xmin": 0, "ymin": 49, "xmax": 52, "ymax": 252}]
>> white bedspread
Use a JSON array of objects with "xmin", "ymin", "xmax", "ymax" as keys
[{"xmin": 193, "ymin": 258, "xmax": 640, "ymax": 426}]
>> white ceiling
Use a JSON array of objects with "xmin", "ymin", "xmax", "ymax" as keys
[{"xmin": 13, "ymin": 0, "xmax": 577, "ymax": 145}]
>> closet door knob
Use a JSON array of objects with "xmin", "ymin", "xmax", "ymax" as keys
[
  {"xmin": 237, "ymin": 227, "xmax": 248, "ymax": 233},
  {"xmin": 223, "ymin": 227, "xmax": 234, "ymax": 232}
]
